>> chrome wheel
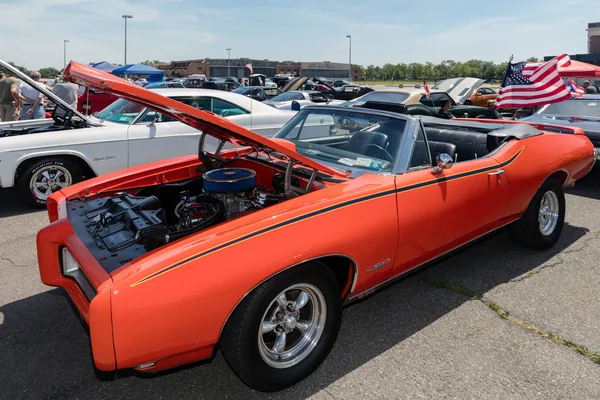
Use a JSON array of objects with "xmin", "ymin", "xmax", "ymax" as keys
[
  {"xmin": 258, "ymin": 283, "xmax": 327, "ymax": 369},
  {"xmin": 30, "ymin": 165, "xmax": 72, "ymax": 201},
  {"xmin": 538, "ymin": 190, "xmax": 559, "ymax": 236}
]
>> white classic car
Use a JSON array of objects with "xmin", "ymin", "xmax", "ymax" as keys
[
  {"xmin": 0, "ymin": 60, "xmax": 295, "ymax": 207},
  {"xmin": 263, "ymin": 90, "xmax": 345, "ymax": 110}
]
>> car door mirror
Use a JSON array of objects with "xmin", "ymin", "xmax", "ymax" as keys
[
  {"xmin": 146, "ymin": 113, "xmax": 161, "ymax": 127},
  {"xmin": 432, "ymin": 153, "xmax": 454, "ymax": 174}
]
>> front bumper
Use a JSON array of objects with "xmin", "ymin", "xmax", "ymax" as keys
[{"xmin": 37, "ymin": 195, "xmax": 117, "ymax": 370}]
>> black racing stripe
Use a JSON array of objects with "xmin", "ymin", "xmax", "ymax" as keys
[
  {"xmin": 135, "ymin": 188, "xmax": 398, "ymax": 285},
  {"xmin": 134, "ymin": 149, "xmax": 522, "ymax": 286}
]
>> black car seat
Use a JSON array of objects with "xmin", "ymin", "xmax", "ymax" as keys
[
  {"xmin": 425, "ymin": 127, "xmax": 488, "ymax": 161},
  {"xmin": 348, "ymin": 131, "xmax": 389, "ymax": 158},
  {"xmin": 427, "ymin": 141, "xmax": 457, "ymax": 164}
]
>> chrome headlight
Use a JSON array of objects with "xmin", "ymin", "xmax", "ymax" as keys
[{"xmin": 61, "ymin": 248, "xmax": 80, "ymax": 275}]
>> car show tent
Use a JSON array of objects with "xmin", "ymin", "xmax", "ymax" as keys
[
  {"xmin": 111, "ymin": 63, "xmax": 165, "ymax": 82},
  {"xmin": 558, "ymin": 60, "xmax": 600, "ymax": 78},
  {"xmin": 90, "ymin": 61, "xmax": 119, "ymax": 72}
]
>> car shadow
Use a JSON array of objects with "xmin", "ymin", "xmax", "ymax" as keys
[
  {"xmin": 0, "ymin": 223, "xmax": 589, "ymax": 399},
  {"xmin": 0, "ymin": 189, "xmax": 42, "ymax": 218},
  {"xmin": 566, "ymin": 166, "xmax": 600, "ymax": 201}
]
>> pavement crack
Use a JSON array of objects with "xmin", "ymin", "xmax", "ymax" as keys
[
  {"xmin": 1, "ymin": 256, "xmax": 27, "ymax": 267},
  {"xmin": 422, "ymin": 278, "xmax": 600, "ymax": 367},
  {"xmin": 509, "ymin": 259, "xmax": 565, "ymax": 283}
]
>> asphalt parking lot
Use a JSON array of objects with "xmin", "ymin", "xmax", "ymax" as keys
[{"xmin": 1, "ymin": 167, "xmax": 599, "ymax": 400}]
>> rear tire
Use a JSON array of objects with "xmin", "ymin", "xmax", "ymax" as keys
[
  {"xmin": 16, "ymin": 158, "xmax": 82, "ymax": 208},
  {"xmin": 508, "ymin": 177, "xmax": 565, "ymax": 249},
  {"xmin": 220, "ymin": 262, "xmax": 342, "ymax": 392}
]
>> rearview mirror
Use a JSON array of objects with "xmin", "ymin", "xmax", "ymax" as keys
[{"xmin": 432, "ymin": 153, "xmax": 454, "ymax": 174}]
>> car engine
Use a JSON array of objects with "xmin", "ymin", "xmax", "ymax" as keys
[{"xmin": 68, "ymin": 168, "xmax": 285, "ymax": 273}]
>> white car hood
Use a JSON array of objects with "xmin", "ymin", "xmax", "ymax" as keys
[{"xmin": 431, "ymin": 77, "xmax": 486, "ymax": 104}]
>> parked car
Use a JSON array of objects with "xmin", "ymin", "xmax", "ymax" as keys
[
  {"xmin": 144, "ymin": 81, "xmax": 185, "ymax": 89},
  {"xmin": 77, "ymin": 86, "xmax": 119, "ymax": 115},
  {"xmin": 465, "ymin": 86, "xmax": 497, "ymax": 106},
  {"xmin": 232, "ymin": 86, "xmax": 281, "ymax": 102},
  {"xmin": 36, "ymin": 60, "xmax": 596, "ymax": 393},
  {"xmin": 522, "ymin": 95, "xmax": 600, "ymax": 161},
  {"xmin": 333, "ymin": 80, "xmax": 351, "ymax": 88},
  {"xmin": 0, "ymin": 60, "xmax": 295, "ymax": 207},
  {"xmin": 263, "ymin": 90, "xmax": 344, "ymax": 109},
  {"xmin": 182, "ymin": 78, "xmax": 206, "ymax": 88},
  {"xmin": 282, "ymin": 77, "xmax": 374, "ymax": 101}
]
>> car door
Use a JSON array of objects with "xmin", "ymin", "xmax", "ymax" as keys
[
  {"xmin": 391, "ymin": 124, "xmax": 509, "ymax": 275},
  {"xmin": 126, "ymin": 97, "xmax": 208, "ymax": 167}
]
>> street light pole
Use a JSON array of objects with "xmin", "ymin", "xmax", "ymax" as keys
[
  {"xmin": 226, "ymin": 48, "xmax": 231, "ymax": 77},
  {"xmin": 346, "ymin": 35, "xmax": 352, "ymax": 81},
  {"xmin": 63, "ymin": 39, "xmax": 69, "ymax": 69},
  {"xmin": 122, "ymin": 15, "xmax": 133, "ymax": 66}
]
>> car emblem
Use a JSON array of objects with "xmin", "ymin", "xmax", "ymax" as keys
[{"xmin": 366, "ymin": 258, "xmax": 391, "ymax": 271}]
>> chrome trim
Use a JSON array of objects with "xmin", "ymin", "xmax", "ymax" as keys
[
  {"xmin": 218, "ymin": 253, "xmax": 358, "ymax": 340},
  {"xmin": 594, "ymin": 148, "xmax": 600, "ymax": 161},
  {"xmin": 348, "ymin": 218, "xmax": 518, "ymax": 301}
]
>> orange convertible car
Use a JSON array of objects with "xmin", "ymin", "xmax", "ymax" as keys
[{"xmin": 37, "ymin": 62, "xmax": 597, "ymax": 392}]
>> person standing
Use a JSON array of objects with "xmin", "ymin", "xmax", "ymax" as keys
[
  {"xmin": 51, "ymin": 79, "xmax": 79, "ymax": 118},
  {"xmin": 18, "ymin": 71, "xmax": 45, "ymax": 120},
  {"xmin": 582, "ymin": 80, "xmax": 598, "ymax": 94},
  {"xmin": 0, "ymin": 72, "xmax": 22, "ymax": 122}
]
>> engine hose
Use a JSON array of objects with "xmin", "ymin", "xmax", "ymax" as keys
[{"xmin": 166, "ymin": 195, "xmax": 227, "ymax": 242}]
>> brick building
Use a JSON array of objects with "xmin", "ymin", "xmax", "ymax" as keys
[
  {"xmin": 588, "ymin": 22, "xmax": 600, "ymax": 54},
  {"xmin": 157, "ymin": 57, "xmax": 363, "ymax": 81}
]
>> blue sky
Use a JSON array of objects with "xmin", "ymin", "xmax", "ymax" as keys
[{"xmin": 1, "ymin": 0, "xmax": 598, "ymax": 69}]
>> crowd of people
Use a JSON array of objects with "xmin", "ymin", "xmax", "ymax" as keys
[{"xmin": 0, "ymin": 70, "xmax": 79, "ymax": 122}]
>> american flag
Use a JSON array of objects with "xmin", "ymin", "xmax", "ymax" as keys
[
  {"xmin": 423, "ymin": 80, "xmax": 430, "ymax": 98},
  {"xmin": 566, "ymin": 79, "xmax": 585, "ymax": 97},
  {"xmin": 245, "ymin": 63, "xmax": 253, "ymax": 74},
  {"xmin": 495, "ymin": 55, "xmax": 572, "ymax": 109}
]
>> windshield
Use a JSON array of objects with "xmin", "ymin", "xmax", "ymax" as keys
[
  {"xmin": 95, "ymin": 98, "xmax": 145, "ymax": 124},
  {"xmin": 274, "ymin": 109, "xmax": 407, "ymax": 173},
  {"xmin": 232, "ymin": 87, "xmax": 250, "ymax": 95},
  {"xmin": 341, "ymin": 91, "xmax": 409, "ymax": 107},
  {"xmin": 538, "ymin": 99, "xmax": 600, "ymax": 117},
  {"xmin": 269, "ymin": 92, "xmax": 305, "ymax": 102}
]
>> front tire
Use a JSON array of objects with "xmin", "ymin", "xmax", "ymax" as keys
[
  {"xmin": 16, "ymin": 158, "xmax": 82, "ymax": 208},
  {"xmin": 509, "ymin": 177, "xmax": 565, "ymax": 249},
  {"xmin": 221, "ymin": 262, "xmax": 342, "ymax": 392}
]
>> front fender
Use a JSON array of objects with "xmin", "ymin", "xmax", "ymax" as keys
[{"xmin": 108, "ymin": 175, "xmax": 399, "ymax": 369}]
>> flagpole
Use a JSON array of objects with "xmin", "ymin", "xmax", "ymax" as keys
[
  {"xmin": 496, "ymin": 55, "xmax": 513, "ymax": 110},
  {"xmin": 423, "ymin": 80, "xmax": 437, "ymax": 114}
]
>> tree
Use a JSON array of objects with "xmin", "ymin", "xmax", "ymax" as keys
[
  {"xmin": 39, "ymin": 67, "xmax": 61, "ymax": 78},
  {"xmin": 7, "ymin": 61, "xmax": 30, "ymax": 76},
  {"xmin": 527, "ymin": 56, "xmax": 539, "ymax": 62}
]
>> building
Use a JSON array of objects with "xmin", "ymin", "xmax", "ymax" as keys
[
  {"xmin": 587, "ymin": 22, "xmax": 600, "ymax": 53},
  {"xmin": 298, "ymin": 61, "xmax": 362, "ymax": 80},
  {"xmin": 158, "ymin": 57, "xmax": 363, "ymax": 81}
]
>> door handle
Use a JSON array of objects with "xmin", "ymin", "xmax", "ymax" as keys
[{"xmin": 488, "ymin": 170, "xmax": 505, "ymax": 176}]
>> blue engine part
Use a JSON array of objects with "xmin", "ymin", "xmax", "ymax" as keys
[{"xmin": 203, "ymin": 168, "xmax": 256, "ymax": 193}]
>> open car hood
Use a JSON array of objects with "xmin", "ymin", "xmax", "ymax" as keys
[
  {"xmin": 431, "ymin": 77, "xmax": 485, "ymax": 104},
  {"xmin": 63, "ymin": 61, "xmax": 347, "ymax": 178},
  {"xmin": 0, "ymin": 59, "xmax": 97, "ymax": 125},
  {"xmin": 282, "ymin": 77, "xmax": 309, "ymax": 92}
]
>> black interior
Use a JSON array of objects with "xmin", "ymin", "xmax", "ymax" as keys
[
  {"xmin": 424, "ymin": 127, "xmax": 490, "ymax": 162},
  {"xmin": 428, "ymin": 140, "xmax": 457, "ymax": 162},
  {"xmin": 347, "ymin": 131, "xmax": 390, "ymax": 158}
]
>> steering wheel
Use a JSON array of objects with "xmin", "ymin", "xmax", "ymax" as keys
[{"xmin": 360, "ymin": 144, "xmax": 394, "ymax": 162}]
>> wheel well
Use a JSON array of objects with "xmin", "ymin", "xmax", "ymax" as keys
[
  {"xmin": 16, "ymin": 154, "xmax": 97, "ymax": 181},
  {"xmin": 549, "ymin": 170, "xmax": 569, "ymax": 187},
  {"xmin": 315, "ymin": 255, "xmax": 356, "ymax": 301}
]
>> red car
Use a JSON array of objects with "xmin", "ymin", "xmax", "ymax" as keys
[
  {"xmin": 37, "ymin": 61, "xmax": 596, "ymax": 392},
  {"xmin": 77, "ymin": 86, "xmax": 118, "ymax": 115}
]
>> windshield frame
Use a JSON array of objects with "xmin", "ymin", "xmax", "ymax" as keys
[{"xmin": 272, "ymin": 105, "xmax": 418, "ymax": 176}]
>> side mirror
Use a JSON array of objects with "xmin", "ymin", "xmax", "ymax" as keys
[
  {"xmin": 432, "ymin": 153, "xmax": 454, "ymax": 174},
  {"xmin": 291, "ymin": 101, "xmax": 301, "ymax": 111},
  {"xmin": 146, "ymin": 113, "xmax": 161, "ymax": 127}
]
